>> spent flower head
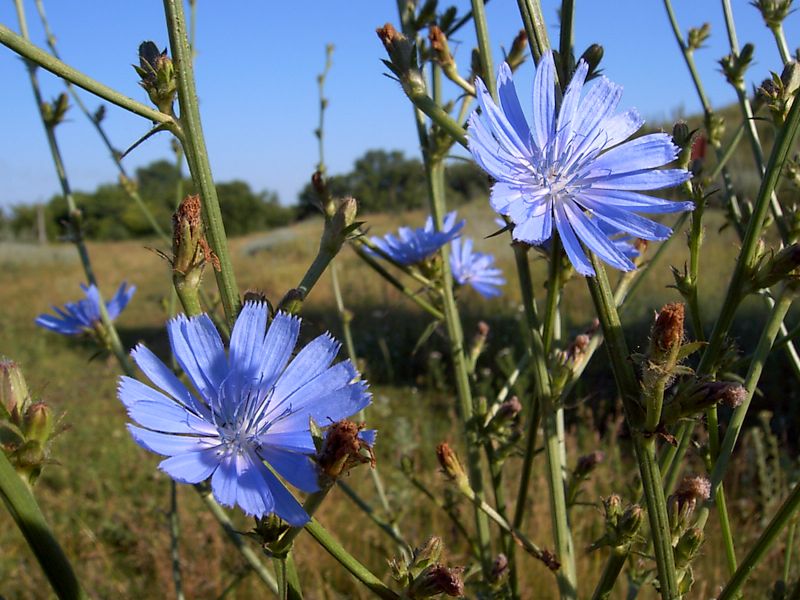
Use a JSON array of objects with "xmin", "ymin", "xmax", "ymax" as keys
[
  {"xmin": 118, "ymin": 301, "xmax": 371, "ymax": 524},
  {"xmin": 467, "ymin": 55, "xmax": 692, "ymax": 276},
  {"xmin": 35, "ymin": 283, "xmax": 135, "ymax": 336},
  {"xmin": 369, "ymin": 211, "xmax": 464, "ymax": 266},
  {"xmin": 449, "ymin": 238, "xmax": 505, "ymax": 297}
]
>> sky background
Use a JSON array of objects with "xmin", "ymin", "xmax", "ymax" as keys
[{"xmin": 0, "ymin": 1, "xmax": 798, "ymax": 210}]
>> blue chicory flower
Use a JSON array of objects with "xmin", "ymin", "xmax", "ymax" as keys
[
  {"xmin": 468, "ymin": 54, "xmax": 693, "ymax": 276},
  {"xmin": 118, "ymin": 301, "xmax": 371, "ymax": 525},
  {"xmin": 35, "ymin": 282, "xmax": 136, "ymax": 335},
  {"xmin": 450, "ymin": 238, "xmax": 505, "ymax": 298},
  {"xmin": 370, "ymin": 211, "xmax": 465, "ymax": 266}
]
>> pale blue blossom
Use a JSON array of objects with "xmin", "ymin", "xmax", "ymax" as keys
[
  {"xmin": 118, "ymin": 301, "xmax": 371, "ymax": 525},
  {"xmin": 450, "ymin": 238, "xmax": 505, "ymax": 298},
  {"xmin": 35, "ymin": 282, "xmax": 135, "ymax": 335},
  {"xmin": 370, "ymin": 211, "xmax": 464, "ymax": 266},
  {"xmin": 468, "ymin": 54, "xmax": 692, "ymax": 276}
]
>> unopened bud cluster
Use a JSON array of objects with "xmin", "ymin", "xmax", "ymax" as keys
[
  {"xmin": 756, "ymin": 62, "xmax": 800, "ymax": 127},
  {"xmin": 377, "ymin": 24, "xmax": 427, "ymax": 98},
  {"xmin": 0, "ymin": 359, "xmax": 56, "ymax": 485},
  {"xmin": 687, "ymin": 23, "xmax": 711, "ymax": 51},
  {"xmin": 749, "ymin": 242, "xmax": 800, "ymax": 291},
  {"xmin": 719, "ymin": 43, "xmax": 754, "ymax": 89},
  {"xmin": 41, "ymin": 93, "xmax": 69, "ymax": 129},
  {"xmin": 389, "ymin": 537, "xmax": 464, "ymax": 598},
  {"xmin": 752, "ymin": 0, "xmax": 794, "ymax": 30},
  {"xmin": 589, "ymin": 495, "xmax": 644, "ymax": 550},
  {"xmin": 134, "ymin": 41, "xmax": 177, "ymax": 114}
]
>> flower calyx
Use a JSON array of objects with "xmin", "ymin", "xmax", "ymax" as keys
[{"xmin": 134, "ymin": 41, "xmax": 177, "ymax": 115}]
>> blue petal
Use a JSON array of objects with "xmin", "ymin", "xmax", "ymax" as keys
[
  {"xmin": 259, "ymin": 446, "xmax": 320, "ymax": 493},
  {"xmin": 555, "ymin": 59, "xmax": 589, "ymax": 157},
  {"xmin": 211, "ymin": 454, "xmax": 240, "ymax": 508},
  {"xmin": 262, "ymin": 430, "xmax": 316, "ymax": 453},
  {"xmin": 127, "ymin": 424, "xmax": 218, "ymax": 456},
  {"xmin": 575, "ymin": 197, "xmax": 673, "ymax": 240},
  {"xmin": 159, "ymin": 447, "xmax": 222, "ymax": 484},
  {"xmin": 554, "ymin": 202, "xmax": 594, "ymax": 276},
  {"xmin": 234, "ymin": 454, "xmax": 275, "ymax": 518},
  {"xmin": 596, "ymin": 108, "xmax": 644, "ymax": 150},
  {"xmin": 106, "ymin": 282, "xmax": 135, "ymax": 320},
  {"xmin": 474, "ymin": 76, "xmax": 531, "ymax": 160},
  {"xmin": 574, "ymin": 76, "xmax": 622, "ymax": 141},
  {"xmin": 532, "ymin": 52, "xmax": 556, "ymax": 150},
  {"xmin": 562, "ymin": 200, "xmax": 635, "ymax": 272},
  {"xmin": 82, "ymin": 285, "xmax": 103, "ymax": 324},
  {"xmin": 127, "ymin": 399, "xmax": 217, "ymax": 435},
  {"xmin": 256, "ymin": 311, "xmax": 301, "ymax": 391},
  {"xmin": 168, "ymin": 315, "xmax": 227, "ymax": 403},
  {"xmin": 588, "ymin": 168, "xmax": 691, "ymax": 191},
  {"xmin": 131, "ymin": 344, "xmax": 207, "ymax": 415},
  {"xmin": 581, "ymin": 189, "xmax": 694, "ymax": 213},
  {"xmin": 269, "ymin": 382, "xmax": 371, "ymax": 434},
  {"xmin": 259, "ymin": 465, "xmax": 309, "ymax": 526},
  {"xmin": 512, "ymin": 199, "xmax": 553, "ymax": 244},
  {"xmin": 229, "ymin": 301, "xmax": 268, "ymax": 387},
  {"xmin": 268, "ymin": 360, "xmax": 357, "ymax": 418},
  {"xmin": 35, "ymin": 314, "xmax": 82, "ymax": 335},
  {"xmin": 497, "ymin": 62, "xmax": 531, "ymax": 145},
  {"xmin": 587, "ymin": 134, "xmax": 680, "ymax": 177},
  {"xmin": 359, "ymin": 429, "xmax": 378, "ymax": 446},
  {"xmin": 271, "ymin": 333, "xmax": 341, "ymax": 401}
]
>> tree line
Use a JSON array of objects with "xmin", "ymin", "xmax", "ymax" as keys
[{"xmin": 1, "ymin": 149, "xmax": 489, "ymax": 241}]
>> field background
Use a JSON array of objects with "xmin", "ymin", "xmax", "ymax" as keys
[{"xmin": 1, "ymin": 200, "xmax": 797, "ymax": 599}]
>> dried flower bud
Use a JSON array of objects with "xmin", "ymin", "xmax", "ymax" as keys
[
  {"xmin": 575, "ymin": 451, "xmax": 605, "ymax": 479},
  {"xmin": 1, "ymin": 358, "xmax": 31, "ymax": 421},
  {"xmin": 377, "ymin": 23, "xmax": 421, "ymax": 92},
  {"xmin": 669, "ymin": 476, "xmax": 711, "ymax": 532},
  {"xmin": 506, "ymin": 30, "xmax": 528, "ymax": 72},
  {"xmin": 172, "ymin": 195, "xmax": 217, "ymax": 278},
  {"xmin": 650, "ymin": 303, "xmax": 685, "ymax": 357},
  {"xmin": 490, "ymin": 553, "xmax": 509, "ymax": 583},
  {"xmin": 134, "ymin": 41, "xmax": 176, "ymax": 114},
  {"xmin": 662, "ymin": 380, "xmax": 746, "ymax": 424},
  {"xmin": 317, "ymin": 420, "xmax": 375, "ymax": 479},
  {"xmin": 408, "ymin": 565, "xmax": 465, "ymax": 598},
  {"xmin": 428, "ymin": 26, "xmax": 454, "ymax": 67},
  {"xmin": 436, "ymin": 442, "xmax": 468, "ymax": 486}
]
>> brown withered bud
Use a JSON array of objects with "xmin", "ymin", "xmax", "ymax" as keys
[
  {"xmin": 669, "ymin": 475, "xmax": 711, "ymax": 530},
  {"xmin": 172, "ymin": 195, "xmax": 218, "ymax": 274},
  {"xmin": 651, "ymin": 303, "xmax": 685, "ymax": 356},
  {"xmin": 490, "ymin": 553, "xmax": 509, "ymax": 583},
  {"xmin": 409, "ymin": 565, "xmax": 465, "ymax": 598},
  {"xmin": 505, "ymin": 30, "xmax": 528, "ymax": 72},
  {"xmin": 436, "ymin": 442, "xmax": 468, "ymax": 486},
  {"xmin": 428, "ymin": 26, "xmax": 454, "ymax": 67},
  {"xmin": 540, "ymin": 549, "xmax": 561, "ymax": 571},
  {"xmin": 495, "ymin": 396, "xmax": 522, "ymax": 422},
  {"xmin": 317, "ymin": 420, "xmax": 375, "ymax": 479},
  {"xmin": 662, "ymin": 380, "xmax": 747, "ymax": 425},
  {"xmin": 376, "ymin": 23, "xmax": 418, "ymax": 84},
  {"xmin": 575, "ymin": 450, "xmax": 605, "ymax": 478}
]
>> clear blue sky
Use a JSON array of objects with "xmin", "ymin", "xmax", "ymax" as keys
[{"xmin": 1, "ymin": 1, "xmax": 797, "ymax": 209}]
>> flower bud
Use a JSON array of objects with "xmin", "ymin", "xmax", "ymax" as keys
[
  {"xmin": 687, "ymin": 23, "xmax": 711, "ymax": 51},
  {"xmin": 41, "ymin": 93, "xmax": 69, "ymax": 129},
  {"xmin": 490, "ymin": 553, "xmax": 509, "ymax": 583},
  {"xmin": 172, "ymin": 195, "xmax": 217, "ymax": 277},
  {"xmin": 674, "ymin": 527, "xmax": 704, "ymax": 567},
  {"xmin": 751, "ymin": 242, "xmax": 800, "ymax": 290},
  {"xmin": 617, "ymin": 504, "xmax": 645, "ymax": 542},
  {"xmin": 706, "ymin": 113, "xmax": 726, "ymax": 147},
  {"xmin": 1, "ymin": 358, "xmax": 31, "ymax": 421},
  {"xmin": 494, "ymin": 396, "xmax": 522, "ymax": 424},
  {"xmin": 134, "ymin": 41, "xmax": 177, "ymax": 114},
  {"xmin": 316, "ymin": 420, "xmax": 375, "ymax": 480},
  {"xmin": 662, "ymin": 380, "xmax": 746, "ymax": 424},
  {"xmin": 579, "ymin": 44, "xmax": 604, "ymax": 79},
  {"xmin": 435, "ymin": 442, "xmax": 469, "ymax": 487},
  {"xmin": 376, "ymin": 24, "xmax": 417, "ymax": 80},
  {"xmin": 719, "ymin": 44, "xmax": 754, "ymax": 88},
  {"xmin": 649, "ymin": 303, "xmax": 685, "ymax": 361},
  {"xmin": 22, "ymin": 402, "xmax": 54, "ymax": 445},
  {"xmin": 603, "ymin": 494, "xmax": 624, "ymax": 527},
  {"xmin": 574, "ymin": 450, "xmax": 605, "ymax": 479},
  {"xmin": 408, "ymin": 565, "xmax": 465, "ymax": 598},
  {"xmin": 672, "ymin": 122, "xmax": 692, "ymax": 149},
  {"xmin": 752, "ymin": 0, "xmax": 793, "ymax": 29},
  {"xmin": 506, "ymin": 30, "xmax": 528, "ymax": 72},
  {"xmin": 428, "ymin": 26, "xmax": 454, "ymax": 67},
  {"xmin": 412, "ymin": 536, "xmax": 444, "ymax": 570},
  {"xmin": 668, "ymin": 476, "xmax": 711, "ymax": 533}
]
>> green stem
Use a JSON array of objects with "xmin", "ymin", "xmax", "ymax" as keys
[
  {"xmin": 338, "ymin": 481, "xmax": 410, "ymax": 553},
  {"xmin": 515, "ymin": 0, "xmax": 551, "ymax": 61},
  {"xmin": 586, "ymin": 255, "xmax": 678, "ymax": 599},
  {"xmin": 770, "ymin": 25, "xmax": 792, "ymax": 65},
  {"xmin": 169, "ymin": 481, "xmax": 186, "ymax": 600},
  {"xmin": 304, "ymin": 518, "xmax": 400, "ymax": 600},
  {"xmin": 0, "ymin": 23, "xmax": 171, "ymax": 125},
  {"xmin": 197, "ymin": 487, "xmax": 279, "ymax": 594},
  {"xmin": 0, "ymin": 452, "xmax": 87, "ymax": 599},
  {"xmin": 470, "ymin": 0, "xmax": 496, "ymax": 94},
  {"xmin": 427, "ymin": 158, "xmax": 493, "ymax": 576},
  {"xmin": 558, "ymin": 0, "xmax": 575, "ymax": 77},
  {"xmin": 350, "ymin": 245, "xmax": 445, "ymax": 320},
  {"xmin": 590, "ymin": 546, "xmax": 629, "ymax": 600},
  {"xmin": 163, "ymin": 0, "xmax": 241, "ymax": 326},
  {"xmin": 717, "ymin": 480, "xmax": 800, "ymax": 600}
]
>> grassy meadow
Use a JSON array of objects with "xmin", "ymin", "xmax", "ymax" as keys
[{"xmin": 1, "ymin": 200, "xmax": 797, "ymax": 598}]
